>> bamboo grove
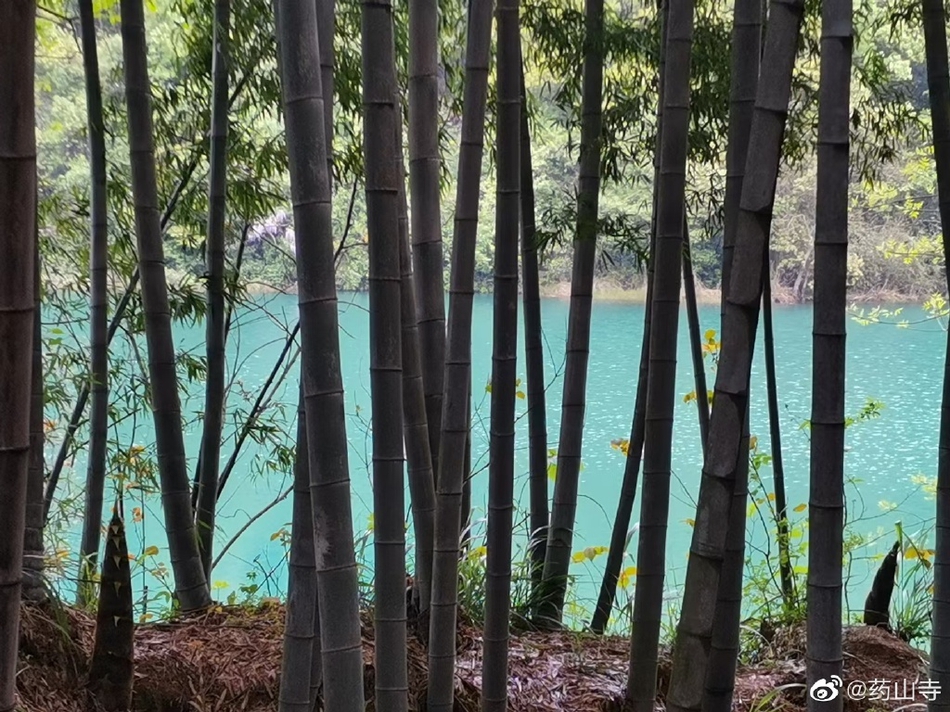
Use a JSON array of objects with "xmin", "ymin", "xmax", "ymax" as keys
[{"xmin": 3, "ymin": 0, "xmax": 950, "ymax": 709}]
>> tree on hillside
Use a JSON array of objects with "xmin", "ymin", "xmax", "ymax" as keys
[
  {"xmin": 276, "ymin": 0, "xmax": 365, "ymax": 706},
  {"xmin": 482, "ymin": 0, "xmax": 521, "ymax": 705},
  {"xmin": 539, "ymin": 0, "xmax": 607, "ymax": 624},
  {"xmin": 120, "ymin": 0, "xmax": 212, "ymax": 611},
  {"xmin": 626, "ymin": 0, "xmax": 694, "ymax": 703},
  {"xmin": 427, "ymin": 0, "xmax": 494, "ymax": 707},
  {"xmin": 665, "ymin": 0, "xmax": 806, "ymax": 708},
  {"xmin": 0, "ymin": 1, "xmax": 37, "ymax": 708},
  {"xmin": 77, "ymin": 0, "xmax": 111, "ymax": 605}
]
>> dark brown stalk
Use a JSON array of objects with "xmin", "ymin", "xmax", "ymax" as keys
[
  {"xmin": 196, "ymin": 0, "xmax": 232, "ymax": 577},
  {"xmin": 682, "ymin": 225, "xmax": 709, "ymax": 449},
  {"xmin": 363, "ymin": 0, "xmax": 408, "ymax": 704},
  {"xmin": 625, "ymin": 0, "xmax": 694, "ymax": 701},
  {"xmin": 24, "ymin": 238, "xmax": 46, "ymax": 604},
  {"xmin": 408, "ymin": 0, "xmax": 446, "ymax": 479},
  {"xmin": 481, "ymin": 0, "xmax": 520, "ymax": 704},
  {"xmin": 589, "ymin": 0, "xmax": 668, "ymax": 636},
  {"xmin": 519, "ymin": 61, "xmax": 549, "ymax": 593},
  {"xmin": 701, "ymin": 0, "xmax": 760, "ymax": 705},
  {"xmin": 0, "ymin": 15, "xmax": 38, "ymax": 707},
  {"xmin": 538, "ymin": 0, "xmax": 607, "ymax": 624},
  {"xmin": 805, "ymin": 0, "xmax": 852, "ymax": 704},
  {"xmin": 396, "ymin": 108, "xmax": 436, "ymax": 623},
  {"xmin": 278, "ymin": 390, "xmax": 321, "ymax": 712},
  {"xmin": 762, "ymin": 259, "xmax": 793, "ymax": 604},
  {"xmin": 77, "ymin": 0, "xmax": 111, "ymax": 605},
  {"xmin": 277, "ymin": 0, "xmax": 365, "ymax": 704},
  {"xmin": 120, "ymin": 0, "xmax": 211, "ymax": 610}
]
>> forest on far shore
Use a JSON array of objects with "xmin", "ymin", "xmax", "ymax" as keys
[{"xmin": 33, "ymin": 0, "xmax": 947, "ymax": 304}]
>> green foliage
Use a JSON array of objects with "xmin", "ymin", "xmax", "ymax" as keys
[
  {"xmin": 37, "ymin": 0, "xmax": 939, "ymax": 302},
  {"xmin": 742, "ymin": 397, "xmax": 888, "ymax": 652},
  {"xmin": 890, "ymin": 522, "xmax": 934, "ymax": 644}
]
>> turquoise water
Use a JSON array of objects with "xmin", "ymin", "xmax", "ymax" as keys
[{"xmin": 50, "ymin": 292, "xmax": 944, "ymax": 629}]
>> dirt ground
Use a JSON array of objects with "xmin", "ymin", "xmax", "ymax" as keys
[{"xmin": 15, "ymin": 602, "xmax": 931, "ymax": 711}]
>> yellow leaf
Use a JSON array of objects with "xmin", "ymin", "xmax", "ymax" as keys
[
  {"xmin": 575, "ymin": 546, "xmax": 608, "ymax": 563},
  {"xmin": 683, "ymin": 518, "xmax": 695, "ymax": 527},
  {"xmin": 485, "ymin": 381, "xmax": 492, "ymax": 393},
  {"xmin": 270, "ymin": 531, "xmax": 282, "ymax": 541},
  {"xmin": 749, "ymin": 435, "xmax": 758, "ymax": 451},
  {"xmin": 767, "ymin": 492, "xmax": 776, "ymax": 502},
  {"xmin": 704, "ymin": 329, "xmax": 717, "ymax": 342},
  {"xmin": 515, "ymin": 378, "xmax": 522, "ymax": 387},
  {"xmin": 212, "ymin": 580, "xmax": 229, "ymax": 590},
  {"xmin": 793, "ymin": 565, "xmax": 808, "ymax": 574},
  {"xmin": 547, "ymin": 463, "xmax": 558, "ymax": 482},
  {"xmin": 683, "ymin": 391, "xmax": 697, "ymax": 404},
  {"xmin": 470, "ymin": 545, "xmax": 487, "ymax": 559},
  {"xmin": 904, "ymin": 548, "xmax": 919, "ymax": 559},
  {"xmin": 793, "ymin": 503, "xmax": 807, "ymax": 513},
  {"xmin": 516, "ymin": 391, "xmax": 526, "ymax": 400},
  {"xmin": 619, "ymin": 566, "xmax": 638, "ymax": 588},
  {"xmin": 143, "ymin": 545, "xmax": 159, "ymax": 557}
]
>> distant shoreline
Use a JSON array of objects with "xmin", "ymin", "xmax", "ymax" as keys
[
  {"xmin": 241, "ymin": 280, "xmax": 931, "ymax": 305},
  {"xmin": 534, "ymin": 281, "xmax": 932, "ymax": 305},
  {"xmin": 53, "ymin": 270, "xmax": 925, "ymax": 306}
]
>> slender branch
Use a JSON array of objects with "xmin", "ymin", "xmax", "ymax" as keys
[{"xmin": 211, "ymin": 485, "xmax": 292, "ymax": 572}]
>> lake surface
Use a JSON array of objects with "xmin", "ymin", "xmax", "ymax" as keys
[{"xmin": 51, "ymin": 292, "xmax": 946, "ymax": 631}]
